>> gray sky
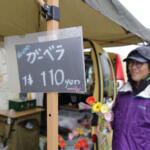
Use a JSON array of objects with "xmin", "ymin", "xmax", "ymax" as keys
[
  {"xmin": 119, "ymin": 0, "xmax": 150, "ymax": 29},
  {"xmin": 104, "ymin": 0, "xmax": 150, "ymax": 57}
]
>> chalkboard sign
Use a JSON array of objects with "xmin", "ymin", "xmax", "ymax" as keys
[{"xmin": 15, "ymin": 37, "xmax": 86, "ymax": 93}]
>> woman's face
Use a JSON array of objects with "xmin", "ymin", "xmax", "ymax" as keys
[{"xmin": 128, "ymin": 60, "xmax": 150, "ymax": 84}]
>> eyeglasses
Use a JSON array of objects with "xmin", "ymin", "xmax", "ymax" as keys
[{"xmin": 128, "ymin": 60, "xmax": 145, "ymax": 68}]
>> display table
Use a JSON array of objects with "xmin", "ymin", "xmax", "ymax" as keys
[
  {"xmin": 0, "ymin": 108, "xmax": 44, "ymax": 119},
  {"xmin": 0, "ymin": 108, "xmax": 44, "ymax": 150}
]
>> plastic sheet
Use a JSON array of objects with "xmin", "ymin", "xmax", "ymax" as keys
[{"xmin": 5, "ymin": 26, "xmax": 85, "ymax": 93}]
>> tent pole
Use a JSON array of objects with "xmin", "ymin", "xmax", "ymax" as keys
[
  {"xmin": 46, "ymin": 1, "xmax": 59, "ymax": 150},
  {"xmin": 36, "ymin": 0, "xmax": 59, "ymax": 150}
]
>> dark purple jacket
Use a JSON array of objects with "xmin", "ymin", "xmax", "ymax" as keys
[{"xmin": 112, "ymin": 82, "xmax": 150, "ymax": 150}]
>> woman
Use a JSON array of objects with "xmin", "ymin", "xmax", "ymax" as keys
[{"xmin": 111, "ymin": 46, "xmax": 150, "ymax": 150}]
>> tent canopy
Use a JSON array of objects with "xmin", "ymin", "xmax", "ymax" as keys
[{"xmin": 0, "ymin": 0, "xmax": 150, "ymax": 47}]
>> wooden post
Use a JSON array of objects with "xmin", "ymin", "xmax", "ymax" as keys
[
  {"xmin": 46, "ymin": 1, "xmax": 59, "ymax": 150},
  {"xmin": 36, "ymin": 0, "xmax": 59, "ymax": 150},
  {"xmin": 47, "ymin": 92, "xmax": 58, "ymax": 150}
]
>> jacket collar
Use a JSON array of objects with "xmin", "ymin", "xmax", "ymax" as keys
[
  {"xmin": 119, "ymin": 82, "xmax": 132, "ymax": 92},
  {"xmin": 119, "ymin": 82, "xmax": 150, "ymax": 99}
]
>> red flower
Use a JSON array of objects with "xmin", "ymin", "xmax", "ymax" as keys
[
  {"xmin": 81, "ymin": 139, "xmax": 87, "ymax": 146},
  {"xmin": 84, "ymin": 144, "xmax": 88, "ymax": 149},
  {"xmin": 74, "ymin": 138, "xmax": 88, "ymax": 149},
  {"xmin": 58, "ymin": 135, "xmax": 62, "ymax": 141},
  {"xmin": 59, "ymin": 141, "xmax": 66, "ymax": 148},
  {"xmin": 74, "ymin": 143, "xmax": 80, "ymax": 149},
  {"xmin": 78, "ymin": 140, "xmax": 83, "ymax": 147},
  {"xmin": 86, "ymin": 96, "xmax": 95, "ymax": 105}
]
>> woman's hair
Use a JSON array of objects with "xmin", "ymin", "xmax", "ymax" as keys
[{"xmin": 148, "ymin": 62, "xmax": 150, "ymax": 70}]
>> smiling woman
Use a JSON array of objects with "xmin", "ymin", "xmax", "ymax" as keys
[
  {"xmin": 110, "ymin": 46, "xmax": 150, "ymax": 150},
  {"xmin": 124, "ymin": 46, "xmax": 150, "ymax": 91},
  {"xmin": 128, "ymin": 58, "xmax": 150, "ymax": 88}
]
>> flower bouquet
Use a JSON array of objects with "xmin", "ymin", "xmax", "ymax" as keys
[{"xmin": 79, "ymin": 96, "xmax": 114, "ymax": 150}]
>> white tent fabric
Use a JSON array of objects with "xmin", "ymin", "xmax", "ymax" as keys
[
  {"xmin": 83, "ymin": 0, "xmax": 150, "ymax": 43},
  {"xmin": 0, "ymin": 0, "xmax": 150, "ymax": 47}
]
